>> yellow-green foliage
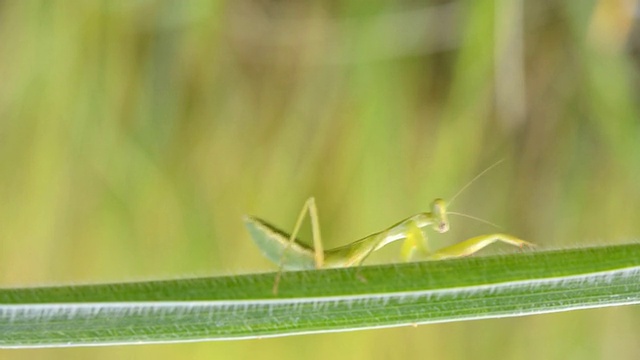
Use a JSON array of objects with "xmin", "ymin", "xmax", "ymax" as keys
[{"xmin": 0, "ymin": 1, "xmax": 639, "ymax": 360}]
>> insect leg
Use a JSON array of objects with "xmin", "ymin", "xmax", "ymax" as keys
[
  {"xmin": 427, "ymin": 233, "xmax": 534, "ymax": 260},
  {"xmin": 273, "ymin": 197, "xmax": 323, "ymax": 295}
]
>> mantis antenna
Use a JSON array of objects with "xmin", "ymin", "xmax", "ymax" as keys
[
  {"xmin": 447, "ymin": 211, "xmax": 502, "ymax": 230},
  {"xmin": 448, "ymin": 159, "xmax": 505, "ymax": 207}
]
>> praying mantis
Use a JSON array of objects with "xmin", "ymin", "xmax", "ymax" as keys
[{"xmin": 243, "ymin": 161, "xmax": 535, "ymax": 294}]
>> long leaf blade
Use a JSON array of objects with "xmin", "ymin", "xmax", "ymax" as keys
[{"xmin": 1, "ymin": 244, "xmax": 639, "ymax": 348}]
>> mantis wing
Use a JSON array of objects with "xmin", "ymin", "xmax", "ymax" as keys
[{"xmin": 243, "ymin": 216, "xmax": 317, "ymax": 270}]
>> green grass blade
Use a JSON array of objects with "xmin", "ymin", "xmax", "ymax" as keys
[{"xmin": 2, "ymin": 243, "xmax": 640, "ymax": 348}]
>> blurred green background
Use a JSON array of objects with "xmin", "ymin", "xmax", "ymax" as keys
[{"xmin": 1, "ymin": 0, "xmax": 640, "ymax": 359}]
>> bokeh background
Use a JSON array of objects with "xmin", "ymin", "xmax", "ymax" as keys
[{"xmin": 1, "ymin": 1, "xmax": 640, "ymax": 359}]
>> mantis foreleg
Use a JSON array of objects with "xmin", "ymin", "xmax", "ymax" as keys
[{"xmin": 400, "ymin": 221, "xmax": 430, "ymax": 261}]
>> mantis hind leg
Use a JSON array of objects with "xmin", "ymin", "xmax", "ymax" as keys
[
  {"xmin": 427, "ymin": 233, "xmax": 534, "ymax": 260},
  {"xmin": 273, "ymin": 197, "xmax": 324, "ymax": 294}
]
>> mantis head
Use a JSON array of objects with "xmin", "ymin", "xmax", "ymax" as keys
[{"xmin": 431, "ymin": 198, "xmax": 450, "ymax": 233}]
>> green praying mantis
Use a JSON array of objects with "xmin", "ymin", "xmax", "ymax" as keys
[{"xmin": 244, "ymin": 161, "xmax": 535, "ymax": 294}]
